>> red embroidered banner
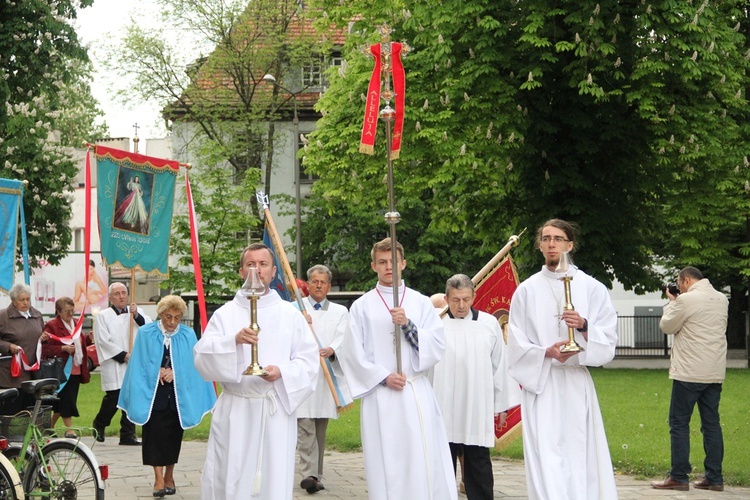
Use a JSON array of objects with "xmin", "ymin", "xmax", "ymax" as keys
[
  {"xmin": 473, "ymin": 256, "xmax": 523, "ymax": 448},
  {"xmin": 359, "ymin": 44, "xmax": 382, "ymax": 155},
  {"xmin": 390, "ymin": 42, "xmax": 405, "ymax": 160}
]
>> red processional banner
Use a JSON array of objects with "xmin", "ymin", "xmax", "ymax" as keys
[
  {"xmin": 359, "ymin": 42, "xmax": 405, "ymax": 160},
  {"xmin": 472, "ymin": 256, "xmax": 522, "ymax": 450}
]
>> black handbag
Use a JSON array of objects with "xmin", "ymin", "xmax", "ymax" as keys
[{"xmin": 40, "ymin": 357, "xmax": 67, "ymax": 384}]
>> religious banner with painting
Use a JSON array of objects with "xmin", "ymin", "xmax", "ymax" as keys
[
  {"xmin": 473, "ymin": 255, "xmax": 523, "ymax": 450},
  {"xmin": 0, "ymin": 178, "xmax": 30, "ymax": 292},
  {"xmin": 95, "ymin": 145, "xmax": 179, "ymax": 275}
]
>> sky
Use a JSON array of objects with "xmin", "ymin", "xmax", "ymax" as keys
[{"xmin": 73, "ymin": 1, "xmax": 168, "ymax": 142}]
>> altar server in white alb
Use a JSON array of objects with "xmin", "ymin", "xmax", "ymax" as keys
[
  {"xmin": 432, "ymin": 273, "xmax": 521, "ymax": 499},
  {"xmin": 194, "ymin": 244, "xmax": 319, "ymax": 500},
  {"xmin": 295, "ymin": 264, "xmax": 352, "ymax": 494},
  {"xmin": 340, "ymin": 237, "xmax": 457, "ymax": 500},
  {"xmin": 507, "ymin": 219, "xmax": 618, "ymax": 500},
  {"xmin": 93, "ymin": 282, "xmax": 152, "ymax": 445}
]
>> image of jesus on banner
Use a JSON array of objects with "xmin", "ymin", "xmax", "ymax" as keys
[{"xmin": 113, "ymin": 167, "xmax": 153, "ymax": 235}]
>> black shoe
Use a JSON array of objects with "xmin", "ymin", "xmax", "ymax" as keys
[
  {"xmin": 152, "ymin": 489, "xmax": 166, "ymax": 497},
  {"xmin": 119, "ymin": 437, "xmax": 141, "ymax": 446},
  {"xmin": 93, "ymin": 424, "xmax": 105, "ymax": 442},
  {"xmin": 164, "ymin": 485, "xmax": 176, "ymax": 495},
  {"xmin": 300, "ymin": 476, "xmax": 324, "ymax": 494}
]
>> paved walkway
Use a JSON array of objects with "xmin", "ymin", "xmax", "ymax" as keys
[{"xmin": 89, "ymin": 439, "xmax": 747, "ymax": 499}]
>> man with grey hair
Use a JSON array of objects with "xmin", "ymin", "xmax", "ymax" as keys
[
  {"xmin": 295, "ymin": 264, "xmax": 351, "ymax": 494},
  {"xmin": 93, "ymin": 282, "xmax": 151, "ymax": 445},
  {"xmin": 432, "ymin": 274, "xmax": 520, "ymax": 499}
]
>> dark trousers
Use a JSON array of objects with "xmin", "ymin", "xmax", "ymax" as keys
[
  {"xmin": 93, "ymin": 389, "xmax": 135, "ymax": 439},
  {"xmin": 669, "ymin": 380, "xmax": 724, "ymax": 484},
  {"xmin": 450, "ymin": 443, "xmax": 493, "ymax": 500}
]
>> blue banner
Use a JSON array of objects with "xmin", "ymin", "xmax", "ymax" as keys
[
  {"xmin": 262, "ymin": 227, "xmax": 291, "ymax": 301},
  {"xmin": 0, "ymin": 178, "xmax": 27, "ymax": 292},
  {"xmin": 96, "ymin": 146, "xmax": 178, "ymax": 276}
]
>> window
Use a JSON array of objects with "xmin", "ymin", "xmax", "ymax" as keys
[
  {"xmin": 299, "ymin": 155, "xmax": 319, "ymax": 184},
  {"xmin": 301, "ymin": 54, "xmax": 343, "ymax": 89}
]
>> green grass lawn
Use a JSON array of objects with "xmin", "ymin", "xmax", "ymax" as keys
[{"xmin": 72, "ymin": 368, "xmax": 750, "ymax": 485}]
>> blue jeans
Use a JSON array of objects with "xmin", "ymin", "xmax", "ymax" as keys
[{"xmin": 669, "ymin": 380, "xmax": 724, "ymax": 484}]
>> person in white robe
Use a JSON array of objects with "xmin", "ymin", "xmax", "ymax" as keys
[
  {"xmin": 339, "ymin": 237, "xmax": 457, "ymax": 500},
  {"xmin": 93, "ymin": 282, "xmax": 151, "ymax": 445},
  {"xmin": 507, "ymin": 219, "xmax": 618, "ymax": 500},
  {"xmin": 194, "ymin": 243, "xmax": 319, "ymax": 500},
  {"xmin": 433, "ymin": 274, "xmax": 521, "ymax": 499},
  {"xmin": 295, "ymin": 264, "xmax": 352, "ymax": 494}
]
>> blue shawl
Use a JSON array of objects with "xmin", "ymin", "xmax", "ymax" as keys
[{"xmin": 118, "ymin": 322, "xmax": 216, "ymax": 428}]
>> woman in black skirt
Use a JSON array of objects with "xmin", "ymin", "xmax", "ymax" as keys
[
  {"xmin": 41, "ymin": 296, "xmax": 90, "ymax": 437},
  {"xmin": 117, "ymin": 295, "xmax": 215, "ymax": 497}
]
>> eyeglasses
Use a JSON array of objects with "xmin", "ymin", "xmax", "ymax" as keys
[
  {"xmin": 60, "ymin": 309, "xmax": 75, "ymax": 315},
  {"xmin": 540, "ymin": 236, "xmax": 570, "ymax": 244},
  {"xmin": 161, "ymin": 314, "xmax": 183, "ymax": 322}
]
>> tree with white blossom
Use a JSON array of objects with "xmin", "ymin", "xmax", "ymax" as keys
[
  {"xmin": 1, "ymin": 0, "xmax": 106, "ymax": 267},
  {"xmin": 301, "ymin": 0, "xmax": 750, "ymax": 314}
]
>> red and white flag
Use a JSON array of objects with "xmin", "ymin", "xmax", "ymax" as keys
[{"xmin": 473, "ymin": 255, "xmax": 522, "ymax": 451}]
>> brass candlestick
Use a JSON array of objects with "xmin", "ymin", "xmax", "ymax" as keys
[
  {"xmin": 557, "ymin": 252, "xmax": 584, "ymax": 353},
  {"xmin": 242, "ymin": 266, "xmax": 269, "ymax": 376}
]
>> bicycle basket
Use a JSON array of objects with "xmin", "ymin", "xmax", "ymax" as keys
[
  {"xmin": 0, "ymin": 413, "xmax": 30, "ymax": 441},
  {"xmin": 27, "ymin": 405, "xmax": 53, "ymax": 430}
]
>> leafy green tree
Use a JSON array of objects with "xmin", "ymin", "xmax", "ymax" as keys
[
  {"xmin": 164, "ymin": 140, "xmax": 261, "ymax": 303},
  {"xmin": 0, "ymin": 0, "xmax": 103, "ymax": 267},
  {"xmin": 55, "ymin": 58, "xmax": 109, "ymax": 146},
  {"xmin": 302, "ymin": 1, "xmax": 750, "ymax": 302},
  {"xmin": 109, "ymin": 0, "xmax": 335, "ymax": 294}
]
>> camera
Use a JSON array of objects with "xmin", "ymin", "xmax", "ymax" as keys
[{"xmin": 661, "ymin": 282, "xmax": 680, "ymax": 296}]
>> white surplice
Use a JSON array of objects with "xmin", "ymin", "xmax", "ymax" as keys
[
  {"xmin": 194, "ymin": 290, "xmax": 319, "ymax": 500},
  {"xmin": 339, "ymin": 282, "xmax": 457, "ymax": 500},
  {"xmin": 507, "ymin": 266, "xmax": 618, "ymax": 500},
  {"xmin": 94, "ymin": 306, "xmax": 151, "ymax": 391},
  {"xmin": 296, "ymin": 296, "xmax": 351, "ymax": 419},
  {"xmin": 433, "ymin": 310, "xmax": 521, "ymax": 447}
]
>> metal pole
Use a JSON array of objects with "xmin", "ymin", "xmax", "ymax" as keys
[
  {"xmin": 292, "ymin": 96, "xmax": 302, "ymax": 278},
  {"xmin": 383, "ymin": 111, "xmax": 401, "ymax": 375},
  {"xmin": 378, "ymin": 38, "xmax": 402, "ymax": 375}
]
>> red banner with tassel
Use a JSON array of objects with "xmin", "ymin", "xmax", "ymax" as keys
[{"xmin": 359, "ymin": 43, "xmax": 382, "ymax": 154}]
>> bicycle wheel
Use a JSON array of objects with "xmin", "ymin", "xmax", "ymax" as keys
[
  {"xmin": 24, "ymin": 441, "xmax": 104, "ymax": 500},
  {"xmin": 0, "ymin": 453, "xmax": 22, "ymax": 500}
]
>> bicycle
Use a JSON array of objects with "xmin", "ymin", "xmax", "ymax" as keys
[
  {"xmin": 0, "ymin": 378, "xmax": 106, "ymax": 499},
  {"xmin": 0, "ymin": 389, "xmax": 24, "ymax": 500}
]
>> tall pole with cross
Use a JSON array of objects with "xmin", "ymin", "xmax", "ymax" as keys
[{"xmin": 359, "ymin": 25, "xmax": 408, "ymax": 374}]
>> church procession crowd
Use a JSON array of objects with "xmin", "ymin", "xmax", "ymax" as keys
[{"xmin": 0, "ymin": 218, "xmax": 730, "ymax": 499}]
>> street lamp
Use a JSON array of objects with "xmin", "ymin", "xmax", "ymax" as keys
[{"xmin": 263, "ymin": 73, "xmax": 302, "ymax": 278}]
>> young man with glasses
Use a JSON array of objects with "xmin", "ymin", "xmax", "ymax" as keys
[{"xmin": 507, "ymin": 218, "xmax": 619, "ymax": 499}]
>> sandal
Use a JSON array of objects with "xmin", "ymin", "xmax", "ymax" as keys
[{"xmin": 64, "ymin": 430, "xmax": 78, "ymax": 439}]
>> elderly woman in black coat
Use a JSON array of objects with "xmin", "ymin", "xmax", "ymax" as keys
[{"xmin": 0, "ymin": 283, "xmax": 47, "ymax": 414}]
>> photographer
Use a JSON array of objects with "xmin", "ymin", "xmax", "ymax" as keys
[{"xmin": 651, "ymin": 267, "xmax": 728, "ymax": 492}]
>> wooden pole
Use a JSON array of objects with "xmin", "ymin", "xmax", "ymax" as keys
[
  {"xmin": 438, "ymin": 229, "xmax": 525, "ymax": 318},
  {"xmin": 129, "ymin": 268, "xmax": 136, "ymax": 350},
  {"xmin": 256, "ymin": 193, "xmax": 342, "ymax": 408}
]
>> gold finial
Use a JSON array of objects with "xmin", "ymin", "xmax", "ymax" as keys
[{"xmin": 376, "ymin": 24, "xmax": 393, "ymax": 42}]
